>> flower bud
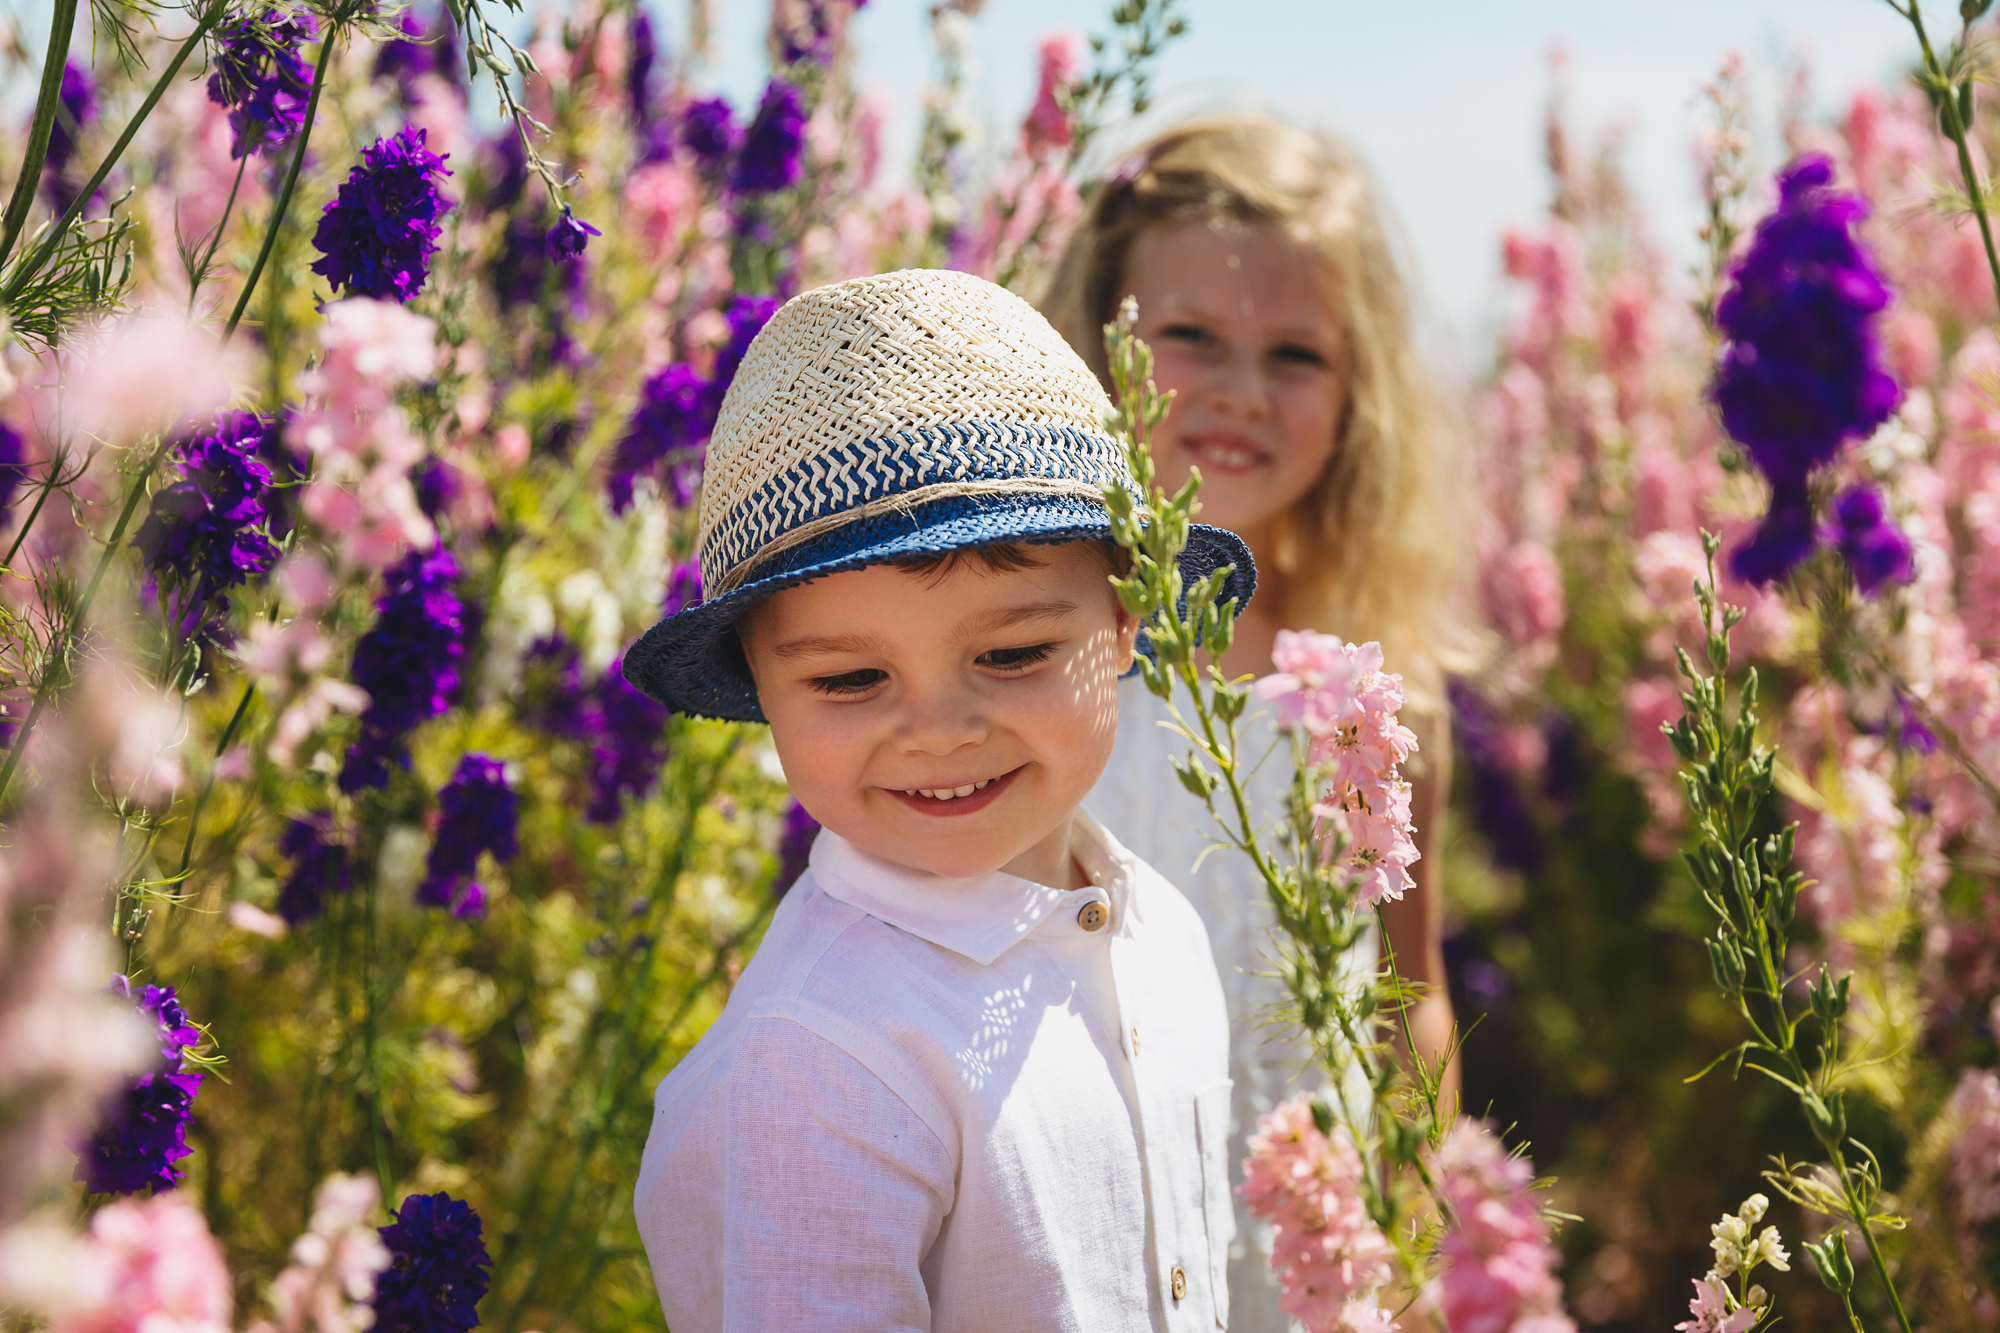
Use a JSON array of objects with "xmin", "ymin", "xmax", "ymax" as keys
[
  {"xmin": 1803, "ymin": 1089, "xmax": 1847, "ymax": 1145},
  {"xmin": 1706, "ymin": 935, "xmax": 1746, "ymax": 995},
  {"xmin": 1740, "ymin": 1193, "xmax": 1769, "ymax": 1224},
  {"xmin": 1309, "ymin": 1098, "xmax": 1335, "ymax": 1138},
  {"xmin": 1747, "ymin": 1285, "xmax": 1767, "ymax": 1308},
  {"xmin": 1804, "ymin": 1231, "xmax": 1856, "ymax": 1293},
  {"xmin": 1964, "ymin": 0, "xmax": 1994, "ymax": 24}
]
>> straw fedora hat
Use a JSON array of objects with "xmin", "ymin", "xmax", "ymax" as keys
[{"xmin": 622, "ymin": 267, "xmax": 1255, "ymax": 720}]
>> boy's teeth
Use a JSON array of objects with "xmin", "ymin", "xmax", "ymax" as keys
[{"xmin": 904, "ymin": 778, "xmax": 995, "ymax": 800}]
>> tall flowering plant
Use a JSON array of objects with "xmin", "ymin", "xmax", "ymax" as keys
[
  {"xmin": 0, "ymin": 0, "xmax": 1192, "ymax": 1326},
  {"xmin": 1100, "ymin": 302, "xmax": 1577, "ymax": 1330}
]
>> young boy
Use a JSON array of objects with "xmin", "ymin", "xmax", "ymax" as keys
[{"xmin": 625, "ymin": 268, "xmax": 1255, "ymax": 1331}]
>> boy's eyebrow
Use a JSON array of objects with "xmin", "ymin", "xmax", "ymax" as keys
[
  {"xmin": 959, "ymin": 599, "xmax": 1080, "ymax": 635},
  {"xmin": 769, "ymin": 631, "xmax": 885, "ymax": 661}
]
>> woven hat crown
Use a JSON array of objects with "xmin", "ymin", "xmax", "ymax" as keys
[{"xmin": 697, "ymin": 269, "xmax": 1130, "ymax": 596}]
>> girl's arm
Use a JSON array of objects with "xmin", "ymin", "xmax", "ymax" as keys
[{"xmin": 1379, "ymin": 707, "xmax": 1461, "ymax": 1110}]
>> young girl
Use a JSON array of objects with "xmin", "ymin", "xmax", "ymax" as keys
[{"xmin": 1044, "ymin": 114, "xmax": 1468, "ymax": 1331}]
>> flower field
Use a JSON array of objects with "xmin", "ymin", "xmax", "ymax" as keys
[{"xmin": 3, "ymin": 0, "xmax": 2000, "ymax": 1327}]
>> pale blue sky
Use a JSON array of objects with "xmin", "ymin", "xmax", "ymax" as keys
[{"xmin": 682, "ymin": 0, "xmax": 1931, "ymax": 366}]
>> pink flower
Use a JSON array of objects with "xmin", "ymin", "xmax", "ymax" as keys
[
  {"xmin": 293, "ymin": 299, "xmax": 439, "ymax": 568},
  {"xmin": 1484, "ymin": 540, "xmax": 1566, "ymax": 647},
  {"xmin": 250, "ymin": 1173, "xmax": 391, "ymax": 1333},
  {"xmin": 1429, "ymin": 1120, "xmax": 1576, "ymax": 1333},
  {"xmin": 1320, "ymin": 777, "xmax": 1420, "ymax": 906},
  {"xmin": 626, "ymin": 160, "xmax": 699, "ymax": 260},
  {"xmin": 49, "ymin": 1195, "xmax": 233, "ymax": 1333},
  {"xmin": 1948, "ymin": 1067, "xmax": 2000, "ymax": 1225},
  {"xmin": 64, "ymin": 312, "xmax": 246, "ymax": 445},
  {"xmin": 1623, "ymin": 676, "xmax": 1683, "ymax": 777},
  {"xmin": 1021, "ymin": 32, "xmax": 1079, "ymax": 158},
  {"xmin": 1674, "ymin": 1278, "xmax": 1757, "ymax": 1333},
  {"xmin": 1240, "ymin": 1096, "xmax": 1398, "ymax": 1332}
]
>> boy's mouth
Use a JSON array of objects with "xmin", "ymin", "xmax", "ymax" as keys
[{"xmin": 885, "ymin": 765, "xmax": 1022, "ymax": 817}]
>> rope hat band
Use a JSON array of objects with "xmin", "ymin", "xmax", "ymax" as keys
[{"xmin": 621, "ymin": 267, "xmax": 1256, "ymax": 720}]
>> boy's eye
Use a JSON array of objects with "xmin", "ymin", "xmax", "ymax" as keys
[
  {"xmin": 809, "ymin": 667, "xmax": 887, "ymax": 696},
  {"xmin": 979, "ymin": 643, "xmax": 1056, "ymax": 671}
]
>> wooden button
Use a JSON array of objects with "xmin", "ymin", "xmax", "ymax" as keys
[
  {"xmin": 1171, "ymin": 1265, "xmax": 1187, "ymax": 1301},
  {"xmin": 1130, "ymin": 1026, "xmax": 1140, "ymax": 1055},
  {"xmin": 1076, "ymin": 900, "xmax": 1110, "ymax": 931}
]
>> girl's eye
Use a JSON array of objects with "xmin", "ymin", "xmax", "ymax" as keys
[
  {"xmin": 1272, "ymin": 342, "xmax": 1329, "ymax": 368},
  {"xmin": 809, "ymin": 667, "xmax": 887, "ymax": 696},
  {"xmin": 979, "ymin": 643, "xmax": 1056, "ymax": 671},
  {"xmin": 1160, "ymin": 323, "xmax": 1217, "ymax": 348}
]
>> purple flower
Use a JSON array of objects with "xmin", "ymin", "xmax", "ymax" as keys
[
  {"xmin": 679, "ymin": 95, "xmax": 737, "ymax": 171},
  {"xmin": 776, "ymin": 0, "xmax": 863, "ymax": 66},
  {"xmin": 606, "ymin": 295, "xmax": 777, "ymax": 511},
  {"xmin": 1731, "ymin": 483, "xmax": 1818, "ymax": 588},
  {"xmin": 772, "ymin": 798, "xmax": 820, "ymax": 899},
  {"xmin": 629, "ymin": 8, "xmax": 658, "ymax": 125},
  {"xmin": 42, "ymin": 60, "xmax": 96, "ymax": 212},
  {"xmin": 607, "ymin": 362, "xmax": 709, "ymax": 513},
  {"xmin": 77, "ymin": 979, "xmax": 204, "ymax": 1195},
  {"xmin": 341, "ymin": 547, "xmax": 465, "ymax": 793},
  {"xmin": 1714, "ymin": 155, "xmax": 1902, "ymax": 584},
  {"xmin": 372, "ymin": 1191, "xmax": 492, "ymax": 1333},
  {"xmin": 374, "ymin": 6, "xmax": 462, "ymax": 93},
  {"xmin": 311, "ymin": 125, "xmax": 452, "ymax": 303},
  {"xmin": 729, "ymin": 80, "xmax": 805, "ymax": 195},
  {"xmin": 588, "ymin": 657, "xmax": 669, "ymax": 823},
  {"xmin": 520, "ymin": 636, "xmax": 592, "ymax": 739},
  {"xmin": 1829, "ymin": 484, "xmax": 1916, "ymax": 595},
  {"xmin": 207, "ymin": 8, "xmax": 318, "ymax": 159},
  {"xmin": 663, "ymin": 559, "xmax": 702, "ymax": 617},
  {"xmin": 1893, "ymin": 693, "xmax": 1938, "ymax": 755},
  {"xmin": 481, "ymin": 129, "xmax": 529, "ymax": 212},
  {"xmin": 133, "ymin": 411, "xmax": 281, "ymax": 638},
  {"xmin": 546, "ymin": 204, "xmax": 601, "ymax": 262},
  {"xmin": 417, "ymin": 754, "xmax": 517, "ymax": 918},
  {"xmin": 0, "ymin": 422, "xmax": 28, "ymax": 529},
  {"xmin": 718, "ymin": 292, "xmax": 779, "ymax": 380},
  {"xmin": 278, "ymin": 811, "xmax": 351, "ymax": 924}
]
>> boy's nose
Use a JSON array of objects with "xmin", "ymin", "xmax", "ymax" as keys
[{"xmin": 893, "ymin": 684, "xmax": 989, "ymax": 756}]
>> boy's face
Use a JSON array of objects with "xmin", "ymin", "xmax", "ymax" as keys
[{"xmin": 739, "ymin": 541, "xmax": 1138, "ymax": 887}]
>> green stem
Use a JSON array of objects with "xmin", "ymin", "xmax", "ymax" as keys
[
  {"xmin": 224, "ymin": 30, "xmax": 336, "ymax": 340},
  {"xmin": 498, "ymin": 746, "xmax": 751, "ymax": 1331},
  {"xmin": 1901, "ymin": 3, "xmax": 2000, "ymax": 314},
  {"xmin": 2, "ymin": 8, "xmax": 222, "ymax": 305},
  {"xmin": 0, "ymin": 448, "xmax": 162, "ymax": 806},
  {"xmin": 0, "ymin": 0, "xmax": 81, "ymax": 269},
  {"xmin": 364, "ymin": 850, "xmax": 391, "ymax": 1203},
  {"xmin": 173, "ymin": 681, "xmax": 256, "ymax": 879},
  {"xmin": 1, "ymin": 446, "xmax": 94, "ymax": 569},
  {"xmin": 188, "ymin": 155, "xmax": 251, "ymax": 315}
]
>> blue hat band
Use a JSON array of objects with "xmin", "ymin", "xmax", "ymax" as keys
[{"xmin": 701, "ymin": 420, "xmax": 1129, "ymax": 595}]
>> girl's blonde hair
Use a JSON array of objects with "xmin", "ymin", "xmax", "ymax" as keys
[{"xmin": 1040, "ymin": 114, "xmax": 1470, "ymax": 705}]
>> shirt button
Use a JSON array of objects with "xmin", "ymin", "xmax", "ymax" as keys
[
  {"xmin": 1077, "ymin": 900, "xmax": 1110, "ymax": 931},
  {"xmin": 1171, "ymin": 1265, "xmax": 1188, "ymax": 1302},
  {"xmin": 1129, "ymin": 1026, "xmax": 1140, "ymax": 1055}
]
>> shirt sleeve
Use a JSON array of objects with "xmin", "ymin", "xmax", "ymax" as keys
[{"xmin": 720, "ymin": 1015, "xmax": 954, "ymax": 1332}]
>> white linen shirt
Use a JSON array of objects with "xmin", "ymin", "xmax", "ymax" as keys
[{"xmin": 634, "ymin": 810, "xmax": 1235, "ymax": 1332}]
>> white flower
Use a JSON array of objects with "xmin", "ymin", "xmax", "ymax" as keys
[
  {"xmin": 1747, "ymin": 1225, "xmax": 1790, "ymax": 1273},
  {"xmin": 1738, "ymin": 1193, "xmax": 1769, "ymax": 1225}
]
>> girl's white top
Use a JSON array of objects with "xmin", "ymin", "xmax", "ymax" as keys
[
  {"xmin": 635, "ymin": 810, "xmax": 1235, "ymax": 1332},
  {"xmin": 1087, "ymin": 676, "xmax": 1378, "ymax": 1333}
]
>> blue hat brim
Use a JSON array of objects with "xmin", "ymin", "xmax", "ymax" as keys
[{"xmin": 622, "ymin": 491, "xmax": 1255, "ymax": 722}]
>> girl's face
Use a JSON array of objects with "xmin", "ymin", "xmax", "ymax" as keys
[{"xmin": 1121, "ymin": 219, "xmax": 1348, "ymax": 553}]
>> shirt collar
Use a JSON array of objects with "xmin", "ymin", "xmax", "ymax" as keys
[{"xmin": 807, "ymin": 810, "xmax": 1142, "ymax": 965}]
